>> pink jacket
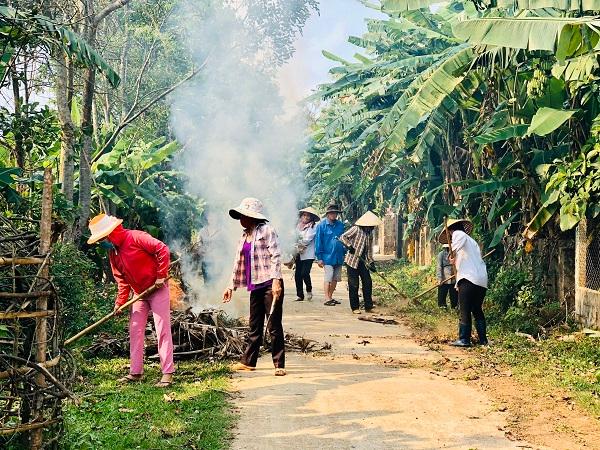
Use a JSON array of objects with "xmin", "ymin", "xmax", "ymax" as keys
[{"xmin": 107, "ymin": 225, "xmax": 170, "ymax": 306}]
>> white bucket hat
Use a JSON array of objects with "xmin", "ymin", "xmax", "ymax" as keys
[
  {"xmin": 229, "ymin": 197, "xmax": 269, "ymax": 221},
  {"xmin": 87, "ymin": 213, "xmax": 123, "ymax": 244},
  {"xmin": 355, "ymin": 211, "xmax": 382, "ymax": 227}
]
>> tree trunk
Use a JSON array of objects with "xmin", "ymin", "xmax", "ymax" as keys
[
  {"xmin": 77, "ymin": 65, "xmax": 96, "ymax": 242},
  {"xmin": 75, "ymin": 0, "xmax": 131, "ymax": 243},
  {"xmin": 11, "ymin": 68, "xmax": 24, "ymax": 169},
  {"xmin": 56, "ymin": 55, "xmax": 75, "ymax": 206}
]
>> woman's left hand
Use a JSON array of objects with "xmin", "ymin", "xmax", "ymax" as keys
[{"xmin": 272, "ymin": 278, "xmax": 282, "ymax": 300}]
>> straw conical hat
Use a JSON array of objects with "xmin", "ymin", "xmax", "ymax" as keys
[
  {"xmin": 438, "ymin": 218, "xmax": 473, "ymax": 244},
  {"xmin": 87, "ymin": 213, "xmax": 123, "ymax": 244},
  {"xmin": 299, "ymin": 207, "xmax": 320, "ymax": 222},
  {"xmin": 355, "ymin": 211, "xmax": 382, "ymax": 227}
]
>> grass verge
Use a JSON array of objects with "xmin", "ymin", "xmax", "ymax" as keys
[
  {"xmin": 62, "ymin": 357, "xmax": 234, "ymax": 449},
  {"xmin": 374, "ymin": 259, "xmax": 600, "ymax": 418}
]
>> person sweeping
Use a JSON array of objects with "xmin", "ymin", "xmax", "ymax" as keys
[
  {"xmin": 293, "ymin": 207, "xmax": 319, "ymax": 301},
  {"xmin": 222, "ymin": 198, "xmax": 286, "ymax": 376},
  {"xmin": 87, "ymin": 213, "xmax": 175, "ymax": 387},
  {"xmin": 439, "ymin": 218, "xmax": 488, "ymax": 347},
  {"xmin": 339, "ymin": 211, "xmax": 382, "ymax": 314}
]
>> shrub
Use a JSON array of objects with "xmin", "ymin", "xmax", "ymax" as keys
[{"xmin": 51, "ymin": 244, "xmax": 116, "ymax": 337}]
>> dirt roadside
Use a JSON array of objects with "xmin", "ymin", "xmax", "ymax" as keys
[{"xmin": 227, "ymin": 269, "xmax": 577, "ymax": 450}]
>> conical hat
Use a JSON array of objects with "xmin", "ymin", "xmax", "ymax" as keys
[
  {"xmin": 299, "ymin": 207, "xmax": 320, "ymax": 222},
  {"xmin": 87, "ymin": 214, "xmax": 123, "ymax": 244},
  {"xmin": 355, "ymin": 211, "xmax": 382, "ymax": 227},
  {"xmin": 438, "ymin": 218, "xmax": 473, "ymax": 244}
]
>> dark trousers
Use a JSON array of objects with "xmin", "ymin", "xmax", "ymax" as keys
[
  {"xmin": 438, "ymin": 283, "xmax": 458, "ymax": 308},
  {"xmin": 241, "ymin": 282, "xmax": 285, "ymax": 368},
  {"xmin": 347, "ymin": 261, "xmax": 373, "ymax": 311},
  {"xmin": 458, "ymin": 279, "xmax": 486, "ymax": 326},
  {"xmin": 294, "ymin": 257, "xmax": 313, "ymax": 299}
]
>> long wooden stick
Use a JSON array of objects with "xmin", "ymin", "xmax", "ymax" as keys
[
  {"xmin": 409, "ymin": 249, "xmax": 496, "ymax": 304},
  {"xmin": 64, "ymin": 276, "xmax": 171, "ymax": 346}
]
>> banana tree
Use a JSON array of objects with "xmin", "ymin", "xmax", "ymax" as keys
[{"xmin": 92, "ymin": 135, "xmax": 201, "ymax": 240}]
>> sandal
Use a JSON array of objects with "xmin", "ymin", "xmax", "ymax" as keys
[
  {"xmin": 332, "ymin": 299, "xmax": 341, "ymax": 304},
  {"xmin": 118, "ymin": 374, "xmax": 142, "ymax": 384},
  {"xmin": 232, "ymin": 362, "xmax": 255, "ymax": 371},
  {"xmin": 324, "ymin": 299, "xmax": 337, "ymax": 306},
  {"xmin": 155, "ymin": 373, "xmax": 174, "ymax": 388},
  {"xmin": 274, "ymin": 368, "xmax": 286, "ymax": 376}
]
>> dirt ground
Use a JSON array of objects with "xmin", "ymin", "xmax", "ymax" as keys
[{"xmin": 226, "ymin": 268, "xmax": 600, "ymax": 450}]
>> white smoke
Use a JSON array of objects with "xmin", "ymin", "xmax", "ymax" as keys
[{"xmin": 169, "ymin": 2, "xmax": 307, "ymax": 314}]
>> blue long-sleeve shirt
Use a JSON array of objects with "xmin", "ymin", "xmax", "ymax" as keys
[{"xmin": 314, "ymin": 219, "xmax": 346, "ymax": 266}]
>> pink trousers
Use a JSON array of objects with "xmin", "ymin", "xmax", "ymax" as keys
[{"xmin": 129, "ymin": 284, "xmax": 174, "ymax": 375}]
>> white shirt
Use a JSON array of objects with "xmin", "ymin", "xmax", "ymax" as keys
[
  {"xmin": 297, "ymin": 223, "xmax": 316, "ymax": 260},
  {"xmin": 451, "ymin": 230, "xmax": 488, "ymax": 288}
]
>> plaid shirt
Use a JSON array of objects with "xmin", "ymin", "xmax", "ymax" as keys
[
  {"xmin": 339, "ymin": 226, "xmax": 374, "ymax": 269},
  {"xmin": 230, "ymin": 223, "xmax": 282, "ymax": 289}
]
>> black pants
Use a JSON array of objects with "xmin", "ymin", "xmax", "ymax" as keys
[
  {"xmin": 241, "ymin": 282, "xmax": 285, "ymax": 368},
  {"xmin": 458, "ymin": 279, "xmax": 486, "ymax": 326},
  {"xmin": 294, "ymin": 257, "xmax": 313, "ymax": 299},
  {"xmin": 347, "ymin": 261, "xmax": 373, "ymax": 311},
  {"xmin": 438, "ymin": 283, "xmax": 458, "ymax": 308}
]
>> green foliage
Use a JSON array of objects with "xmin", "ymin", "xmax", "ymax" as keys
[
  {"xmin": 62, "ymin": 358, "xmax": 234, "ymax": 449},
  {"xmin": 92, "ymin": 135, "xmax": 202, "ymax": 241},
  {"xmin": 0, "ymin": 6, "xmax": 120, "ymax": 87},
  {"xmin": 50, "ymin": 243, "xmax": 116, "ymax": 337}
]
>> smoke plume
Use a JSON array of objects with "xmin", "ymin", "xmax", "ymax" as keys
[{"xmin": 169, "ymin": 2, "xmax": 308, "ymax": 314}]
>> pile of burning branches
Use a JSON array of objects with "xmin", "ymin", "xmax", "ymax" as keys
[
  {"xmin": 85, "ymin": 307, "xmax": 332, "ymax": 360},
  {"xmin": 86, "ymin": 308, "xmax": 248, "ymax": 361}
]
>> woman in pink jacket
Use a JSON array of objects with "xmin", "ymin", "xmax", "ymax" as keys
[{"xmin": 88, "ymin": 213, "xmax": 175, "ymax": 387}]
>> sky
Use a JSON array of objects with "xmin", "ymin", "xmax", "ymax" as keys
[{"xmin": 276, "ymin": 0, "xmax": 386, "ymax": 108}]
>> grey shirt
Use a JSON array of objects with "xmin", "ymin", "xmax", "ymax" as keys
[{"xmin": 436, "ymin": 249, "xmax": 453, "ymax": 284}]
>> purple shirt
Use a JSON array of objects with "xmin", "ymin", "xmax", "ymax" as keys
[{"xmin": 242, "ymin": 241, "xmax": 273, "ymax": 291}]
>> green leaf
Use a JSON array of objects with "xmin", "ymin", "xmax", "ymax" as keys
[
  {"xmin": 523, "ymin": 203, "xmax": 559, "ymax": 239},
  {"xmin": 453, "ymin": 17, "xmax": 600, "ymax": 54},
  {"xmin": 327, "ymin": 160, "xmax": 353, "ymax": 182},
  {"xmin": 489, "ymin": 213, "xmax": 519, "ymax": 248},
  {"xmin": 526, "ymin": 107, "xmax": 576, "ymax": 136},
  {"xmin": 473, "ymin": 124, "xmax": 528, "ymax": 145},
  {"xmin": 381, "ymin": 0, "xmax": 441, "ymax": 12},
  {"xmin": 322, "ymin": 50, "xmax": 352, "ymax": 66},
  {"xmin": 383, "ymin": 46, "xmax": 474, "ymax": 152}
]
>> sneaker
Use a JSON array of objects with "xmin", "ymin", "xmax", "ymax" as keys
[
  {"xmin": 307, "ymin": 292, "xmax": 313, "ymax": 301},
  {"xmin": 352, "ymin": 309, "xmax": 361, "ymax": 315},
  {"xmin": 295, "ymin": 297, "xmax": 304, "ymax": 301}
]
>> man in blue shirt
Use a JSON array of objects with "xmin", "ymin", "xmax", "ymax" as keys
[{"xmin": 315, "ymin": 203, "xmax": 346, "ymax": 306}]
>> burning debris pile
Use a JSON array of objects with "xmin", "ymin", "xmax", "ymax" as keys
[
  {"xmin": 85, "ymin": 307, "xmax": 331, "ymax": 360},
  {"xmin": 86, "ymin": 308, "xmax": 247, "ymax": 361}
]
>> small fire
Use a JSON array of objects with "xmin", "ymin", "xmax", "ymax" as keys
[{"xmin": 169, "ymin": 279, "xmax": 187, "ymax": 310}]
